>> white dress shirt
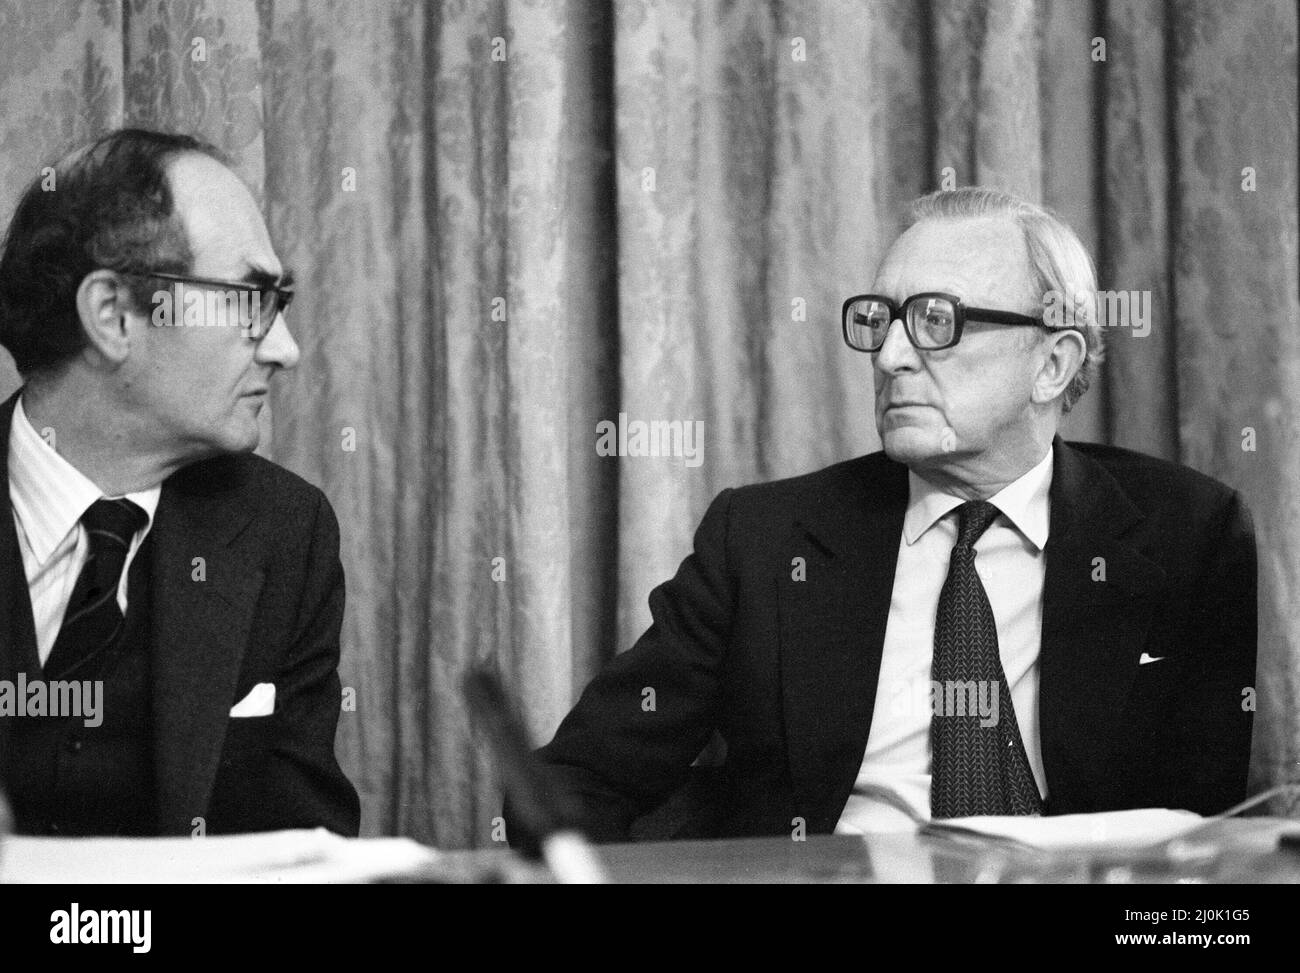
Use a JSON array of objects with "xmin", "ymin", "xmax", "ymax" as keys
[
  {"xmin": 8, "ymin": 396, "xmax": 160, "ymax": 666},
  {"xmin": 836, "ymin": 448, "xmax": 1053, "ymax": 833}
]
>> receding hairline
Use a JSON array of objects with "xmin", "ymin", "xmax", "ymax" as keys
[
  {"xmin": 898, "ymin": 210, "xmax": 1033, "ymax": 246},
  {"xmin": 875, "ymin": 212, "xmax": 1041, "ymax": 305},
  {"xmin": 161, "ymin": 151, "xmax": 278, "ymax": 277}
]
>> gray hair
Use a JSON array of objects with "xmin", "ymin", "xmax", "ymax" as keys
[{"xmin": 908, "ymin": 187, "xmax": 1104, "ymax": 413}]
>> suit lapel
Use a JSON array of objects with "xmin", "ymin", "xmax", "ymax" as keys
[
  {"xmin": 0, "ymin": 391, "xmax": 24, "ymax": 672},
  {"xmin": 778, "ymin": 454, "xmax": 907, "ymax": 831},
  {"xmin": 150, "ymin": 460, "xmax": 265, "ymax": 834},
  {"xmin": 0, "ymin": 391, "xmax": 30, "ymax": 770},
  {"xmin": 1039, "ymin": 437, "xmax": 1166, "ymax": 809}
]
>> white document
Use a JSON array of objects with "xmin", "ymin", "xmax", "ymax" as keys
[
  {"xmin": 0, "ymin": 828, "xmax": 442, "ymax": 883},
  {"xmin": 922, "ymin": 808, "xmax": 1204, "ymax": 850}
]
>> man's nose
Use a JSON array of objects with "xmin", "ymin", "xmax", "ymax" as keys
[
  {"xmin": 873, "ymin": 316, "xmax": 919, "ymax": 374},
  {"xmin": 256, "ymin": 313, "xmax": 301, "ymax": 370}
]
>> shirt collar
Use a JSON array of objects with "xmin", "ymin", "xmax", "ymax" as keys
[
  {"xmin": 902, "ymin": 446, "xmax": 1054, "ymax": 551},
  {"xmin": 8, "ymin": 395, "xmax": 161, "ymax": 567}
]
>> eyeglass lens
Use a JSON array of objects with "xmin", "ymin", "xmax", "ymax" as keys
[{"xmin": 846, "ymin": 296, "xmax": 957, "ymax": 351}]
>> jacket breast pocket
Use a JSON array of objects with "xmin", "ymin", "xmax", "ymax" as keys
[
  {"xmin": 218, "ymin": 713, "xmax": 279, "ymax": 773},
  {"xmin": 1125, "ymin": 653, "xmax": 1185, "ymax": 719}
]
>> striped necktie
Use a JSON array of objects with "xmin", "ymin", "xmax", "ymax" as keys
[{"xmin": 43, "ymin": 498, "xmax": 148, "ymax": 680}]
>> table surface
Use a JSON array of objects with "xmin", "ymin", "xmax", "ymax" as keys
[
  {"xmin": 3, "ymin": 818, "xmax": 1296, "ymax": 883},
  {"xmin": 427, "ymin": 818, "xmax": 1300, "ymax": 884}
]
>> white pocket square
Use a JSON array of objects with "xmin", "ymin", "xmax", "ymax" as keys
[
  {"xmin": 1138, "ymin": 653, "xmax": 1166, "ymax": 666},
  {"xmin": 230, "ymin": 682, "xmax": 276, "ymax": 717}
]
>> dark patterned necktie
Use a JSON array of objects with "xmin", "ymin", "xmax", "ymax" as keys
[
  {"xmin": 43, "ymin": 498, "xmax": 148, "ymax": 680},
  {"xmin": 929, "ymin": 500, "xmax": 1044, "ymax": 818}
]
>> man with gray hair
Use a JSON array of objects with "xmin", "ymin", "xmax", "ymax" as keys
[{"xmin": 523, "ymin": 187, "xmax": 1257, "ymax": 842}]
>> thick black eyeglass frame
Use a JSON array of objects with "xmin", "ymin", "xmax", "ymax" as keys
[
  {"xmin": 120, "ymin": 269, "xmax": 294, "ymax": 339},
  {"xmin": 842, "ymin": 291, "xmax": 1075, "ymax": 352}
]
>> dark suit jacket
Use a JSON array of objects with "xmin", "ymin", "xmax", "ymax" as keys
[
  {"xmin": 533, "ymin": 437, "xmax": 1258, "ymax": 841},
  {"xmin": 0, "ymin": 391, "xmax": 360, "ymax": 836}
]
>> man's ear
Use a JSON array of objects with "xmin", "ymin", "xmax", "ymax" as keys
[
  {"xmin": 74, "ymin": 269, "xmax": 136, "ymax": 365},
  {"xmin": 1031, "ymin": 329, "xmax": 1087, "ymax": 407}
]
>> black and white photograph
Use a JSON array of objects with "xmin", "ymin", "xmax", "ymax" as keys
[{"xmin": 0, "ymin": 0, "xmax": 1296, "ymax": 949}]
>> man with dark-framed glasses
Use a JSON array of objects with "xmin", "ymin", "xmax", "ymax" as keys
[
  {"xmin": 525, "ymin": 187, "xmax": 1257, "ymax": 842},
  {"xmin": 0, "ymin": 128, "xmax": 358, "ymax": 837}
]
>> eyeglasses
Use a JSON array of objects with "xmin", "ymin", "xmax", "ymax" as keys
[
  {"xmin": 842, "ymin": 292, "xmax": 1074, "ymax": 353},
  {"xmin": 121, "ymin": 269, "xmax": 294, "ymax": 341}
]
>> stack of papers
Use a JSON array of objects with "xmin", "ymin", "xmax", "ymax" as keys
[
  {"xmin": 922, "ymin": 808, "xmax": 1204, "ymax": 850},
  {"xmin": 0, "ymin": 828, "xmax": 442, "ymax": 883}
]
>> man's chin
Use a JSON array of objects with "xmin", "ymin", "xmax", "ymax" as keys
[
  {"xmin": 232, "ymin": 425, "xmax": 262, "ymax": 453},
  {"xmin": 208, "ymin": 418, "xmax": 262, "ymax": 457},
  {"xmin": 880, "ymin": 425, "xmax": 945, "ymax": 466}
]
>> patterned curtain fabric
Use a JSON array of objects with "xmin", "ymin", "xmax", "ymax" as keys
[{"xmin": 0, "ymin": 0, "xmax": 1294, "ymax": 848}]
